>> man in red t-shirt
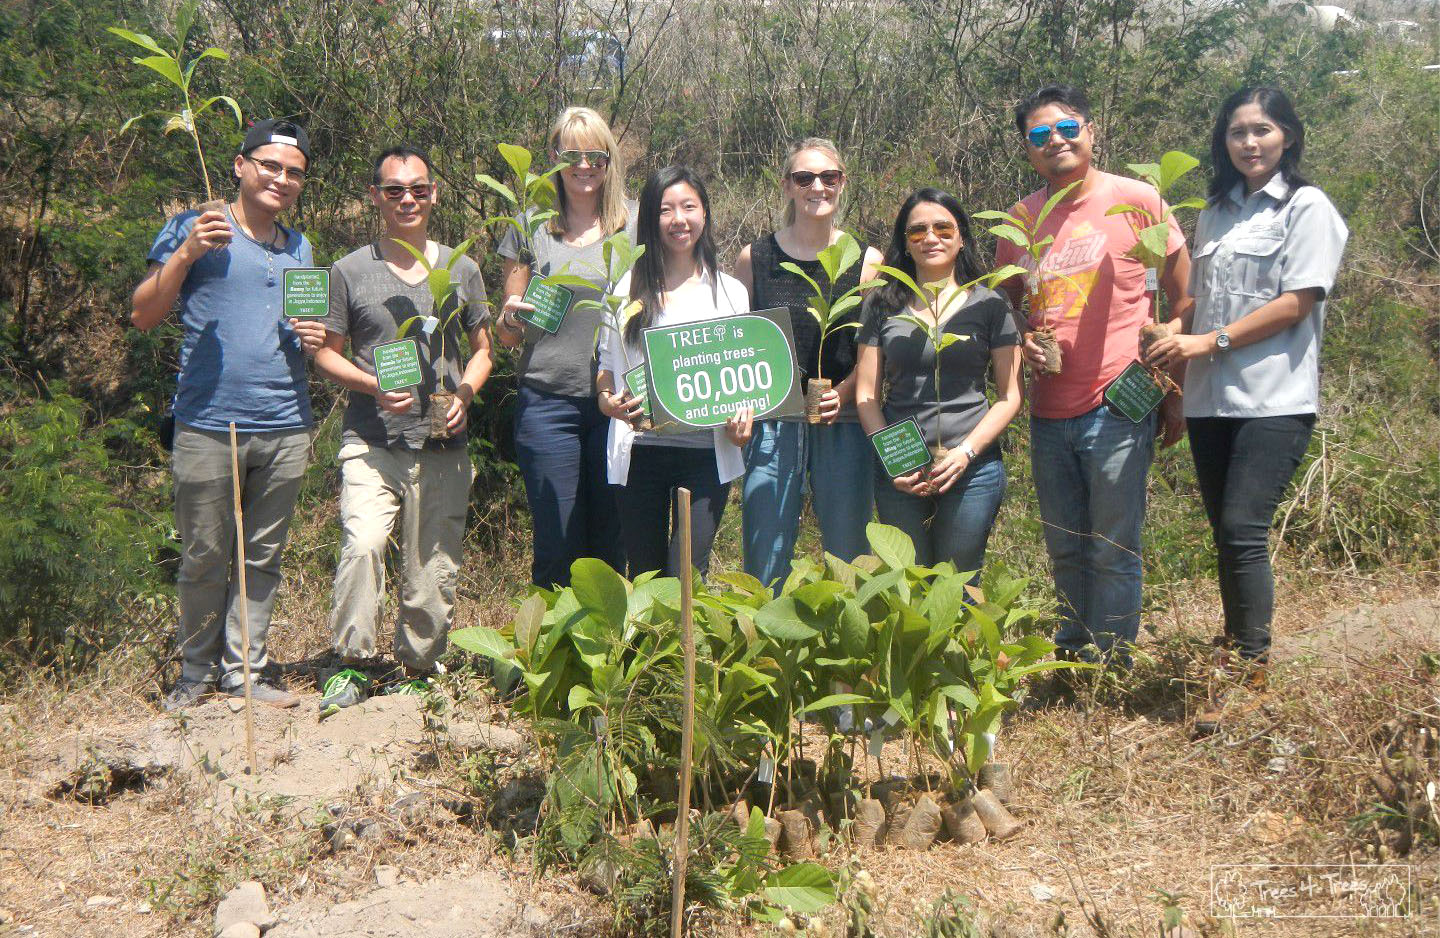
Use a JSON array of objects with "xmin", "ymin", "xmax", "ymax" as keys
[{"xmin": 996, "ymin": 85, "xmax": 1192, "ymax": 665}]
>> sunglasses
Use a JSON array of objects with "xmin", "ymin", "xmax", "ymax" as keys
[
  {"xmin": 557, "ymin": 149, "xmax": 611, "ymax": 168},
  {"xmin": 905, "ymin": 220, "xmax": 958, "ymax": 243},
  {"xmin": 787, "ymin": 169, "xmax": 844, "ymax": 188},
  {"xmin": 245, "ymin": 156, "xmax": 308, "ymax": 183},
  {"xmin": 1026, "ymin": 118, "xmax": 1084, "ymax": 148},
  {"xmin": 376, "ymin": 183, "xmax": 434, "ymax": 200}
]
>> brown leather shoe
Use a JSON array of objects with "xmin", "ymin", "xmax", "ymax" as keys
[{"xmin": 1194, "ymin": 639, "xmax": 1268, "ymax": 737}]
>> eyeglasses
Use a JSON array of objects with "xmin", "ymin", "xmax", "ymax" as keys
[
  {"xmin": 1026, "ymin": 118, "xmax": 1084, "ymax": 148},
  {"xmin": 245, "ymin": 156, "xmax": 308, "ymax": 183},
  {"xmin": 557, "ymin": 149, "xmax": 611, "ymax": 169},
  {"xmin": 376, "ymin": 183, "xmax": 434, "ymax": 200},
  {"xmin": 905, "ymin": 220, "xmax": 958, "ymax": 243},
  {"xmin": 787, "ymin": 169, "xmax": 844, "ymax": 188}
]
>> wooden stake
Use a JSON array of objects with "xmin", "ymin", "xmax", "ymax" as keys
[
  {"xmin": 228, "ymin": 423, "xmax": 258, "ymax": 776},
  {"xmin": 670, "ymin": 486, "xmax": 696, "ymax": 938}
]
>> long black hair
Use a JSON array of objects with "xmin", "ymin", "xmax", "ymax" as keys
[
  {"xmin": 1208, "ymin": 86, "xmax": 1312, "ymax": 203},
  {"xmin": 626, "ymin": 165, "xmax": 719, "ymax": 343},
  {"xmin": 871, "ymin": 188, "xmax": 988, "ymax": 313}
]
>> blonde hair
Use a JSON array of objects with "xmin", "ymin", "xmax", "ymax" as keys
[
  {"xmin": 780, "ymin": 137, "xmax": 847, "ymax": 226},
  {"xmin": 548, "ymin": 106, "xmax": 629, "ymax": 236}
]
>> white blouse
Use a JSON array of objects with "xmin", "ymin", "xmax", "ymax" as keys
[{"xmin": 599, "ymin": 269, "xmax": 751, "ymax": 485}]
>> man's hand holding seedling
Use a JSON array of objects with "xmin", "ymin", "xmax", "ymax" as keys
[{"xmin": 180, "ymin": 209, "xmax": 232, "ymax": 259}]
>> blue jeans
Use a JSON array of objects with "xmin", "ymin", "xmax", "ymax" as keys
[
  {"xmin": 741, "ymin": 419, "xmax": 874, "ymax": 586},
  {"xmin": 513, "ymin": 385, "xmax": 623, "ymax": 588},
  {"xmin": 872, "ymin": 455, "xmax": 1006, "ymax": 576},
  {"xmin": 1030, "ymin": 405, "xmax": 1156, "ymax": 659},
  {"xmin": 1188, "ymin": 414, "xmax": 1314, "ymax": 662}
]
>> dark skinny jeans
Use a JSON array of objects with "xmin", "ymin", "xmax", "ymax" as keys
[
  {"xmin": 1187, "ymin": 414, "xmax": 1315, "ymax": 661},
  {"xmin": 618, "ymin": 443, "xmax": 731, "ymax": 580}
]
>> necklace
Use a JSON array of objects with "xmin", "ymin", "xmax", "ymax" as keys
[{"xmin": 227, "ymin": 206, "xmax": 286, "ymax": 287}]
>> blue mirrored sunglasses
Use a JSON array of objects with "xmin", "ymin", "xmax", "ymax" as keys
[{"xmin": 1026, "ymin": 118, "xmax": 1083, "ymax": 148}]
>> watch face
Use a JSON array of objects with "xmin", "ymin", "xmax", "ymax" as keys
[{"xmin": 1216, "ymin": 332, "xmax": 1231, "ymax": 350}]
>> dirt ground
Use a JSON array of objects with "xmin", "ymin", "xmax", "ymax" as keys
[{"xmin": 2, "ymin": 578, "xmax": 1439, "ymax": 938}]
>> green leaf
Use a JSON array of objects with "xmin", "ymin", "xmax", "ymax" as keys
[
  {"xmin": 447, "ymin": 626, "xmax": 513, "ymax": 661},
  {"xmin": 513, "ymin": 592, "xmax": 547, "ymax": 655},
  {"xmin": 876, "ymin": 264, "xmax": 925, "ymax": 304},
  {"xmin": 193, "ymin": 95, "xmax": 242, "ymax": 129},
  {"xmin": 393, "ymin": 315, "xmax": 424, "ymax": 339},
  {"xmin": 570, "ymin": 557, "xmax": 629, "ymax": 628},
  {"xmin": 389, "ymin": 237, "xmax": 432, "ymax": 270},
  {"xmin": 117, "ymin": 113, "xmax": 151, "ymax": 135},
  {"xmin": 988, "ymin": 224, "xmax": 1031, "ymax": 249},
  {"xmin": 778, "ymin": 261, "xmax": 823, "ymax": 301},
  {"xmin": 972, "ymin": 209, "xmax": 1020, "ymax": 223},
  {"xmin": 867, "ymin": 522, "xmax": 916, "ymax": 570},
  {"xmin": 174, "ymin": 0, "xmax": 199, "ymax": 49},
  {"xmin": 763, "ymin": 863, "xmax": 835, "ymax": 912},
  {"xmin": 132, "ymin": 54, "xmax": 185, "ymax": 90},
  {"xmin": 816, "ymin": 233, "xmax": 861, "ymax": 285},
  {"xmin": 986, "ymin": 264, "xmax": 1029, "ymax": 287},
  {"xmin": 1159, "ymin": 150, "xmax": 1200, "ymax": 193},
  {"xmin": 1126, "ymin": 162, "xmax": 1162, "ymax": 191},
  {"xmin": 475, "ymin": 173, "xmax": 517, "ymax": 205},
  {"xmin": 497, "ymin": 142, "xmax": 533, "ymax": 181},
  {"xmin": 427, "ymin": 268, "xmax": 455, "ymax": 306},
  {"xmin": 1105, "ymin": 202, "xmax": 1152, "ymax": 219},
  {"xmin": 106, "ymin": 27, "xmax": 165, "ymax": 55},
  {"xmin": 1137, "ymin": 223, "xmax": 1171, "ymax": 262},
  {"xmin": 447, "ymin": 237, "xmax": 477, "ymax": 270},
  {"xmin": 795, "ymin": 692, "xmax": 871, "ymax": 716},
  {"xmin": 541, "ymin": 274, "xmax": 597, "ymax": 291},
  {"xmin": 1171, "ymin": 196, "xmax": 1206, "ymax": 212},
  {"xmin": 1033, "ymin": 179, "xmax": 1081, "ymax": 230},
  {"xmin": 753, "ymin": 597, "xmax": 820, "ymax": 641}
]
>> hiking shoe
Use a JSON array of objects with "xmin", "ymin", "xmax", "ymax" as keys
[
  {"xmin": 1194, "ymin": 642, "xmax": 1269, "ymax": 737},
  {"xmin": 225, "ymin": 679, "xmax": 301, "ymax": 709},
  {"xmin": 319, "ymin": 668, "xmax": 371, "ymax": 710},
  {"xmin": 163, "ymin": 679, "xmax": 213, "ymax": 712}
]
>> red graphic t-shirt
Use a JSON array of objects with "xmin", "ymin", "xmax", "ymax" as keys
[{"xmin": 995, "ymin": 171, "xmax": 1185, "ymax": 419}]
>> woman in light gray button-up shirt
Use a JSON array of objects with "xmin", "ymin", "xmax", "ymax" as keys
[{"xmin": 1144, "ymin": 87, "xmax": 1347, "ymax": 727}]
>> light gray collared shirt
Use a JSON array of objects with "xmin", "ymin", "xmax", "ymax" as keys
[{"xmin": 1183, "ymin": 174, "xmax": 1348, "ymax": 418}]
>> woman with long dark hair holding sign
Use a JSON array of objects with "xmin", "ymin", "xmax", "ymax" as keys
[
  {"xmin": 597, "ymin": 166, "xmax": 754, "ymax": 578},
  {"xmin": 855, "ymin": 188, "xmax": 1022, "ymax": 573},
  {"xmin": 1142, "ymin": 87, "xmax": 1347, "ymax": 732},
  {"xmin": 495, "ymin": 106, "xmax": 635, "ymax": 588},
  {"xmin": 735, "ymin": 138, "xmax": 883, "ymax": 586}
]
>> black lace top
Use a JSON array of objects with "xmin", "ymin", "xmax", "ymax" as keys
[{"xmin": 750, "ymin": 232, "xmax": 865, "ymax": 388}]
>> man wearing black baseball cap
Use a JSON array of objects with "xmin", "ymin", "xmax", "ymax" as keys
[{"xmin": 131, "ymin": 117, "xmax": 325, "ymax": 711}]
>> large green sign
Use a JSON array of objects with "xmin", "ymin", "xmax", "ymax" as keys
[
  {"xmin": 283, "ymin": 267, "xmax": 329, "ymax": 318},
  {"xmin": 373, "ymin": 338, "xmax": 424, "ymax": 392},
  {"xmin": 869, "ymin": 417, "xmax": 932, "ymax": 478},
  {"xmin": 641, "ymin": 307, "xmax": 802, "ymax": 430},
  {"xmin": 1104, "ymin": 360, "xmax": 1165, "ymax": 423}
]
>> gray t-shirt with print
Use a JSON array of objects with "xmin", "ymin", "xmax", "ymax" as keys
[
  {"xmin": 324, "ymin": 242, "xmax": 489, "ymax": 450},
  {"xmin": 857, "ymin": 285, "xmax": 1019, "ymax": 450},
  {"xmin": 497, "ymin": 204, "xmax": 636, "ymax": 397}
]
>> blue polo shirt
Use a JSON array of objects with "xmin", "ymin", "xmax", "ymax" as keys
[{"xmin": 148, "ymin": 208, "xmax": 315, "ymax": 432}]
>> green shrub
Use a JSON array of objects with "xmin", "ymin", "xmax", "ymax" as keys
[{"xmin": 0, "ymin": 391, "xmax": 169, "ymax": 671}]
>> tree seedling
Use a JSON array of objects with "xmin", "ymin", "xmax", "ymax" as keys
[
  {"xmin": 573, "ymin": 233, "xmax": 652, "ymax": 428},
  {"xmin": 973, "ymin": 181, "xmax": 1080, "ymax": 376},
  {"xmin": 1106, "ymin": 150, "xmax": 1205, "ymax": 383},
  {"xmin": 108, "ymin": 0, "xmax": 241, "ymax": 208},
  {"xmin": 476, "ymin": 143, "xmax": 566, "ymax": 265},
  {"xmin": 877, "ymin": 264, "xmax": 1025, "ymax": 461},
  {"xmin": 779, "ymin": 232, "xmax": 882, "ymax": 423},
  {"xmin": 392, "ymin": 236, "xmax": 478, "ymax": 440}
]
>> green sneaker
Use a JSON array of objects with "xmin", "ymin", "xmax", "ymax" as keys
[
  {"xmin": 319, "ymin": 668, "xmax": 370, "ymax": 710},
  {"xmin": 385, "ymin": 678, "xmax": 430, "ymax": 697}
]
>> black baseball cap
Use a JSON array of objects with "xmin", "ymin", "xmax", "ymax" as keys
[{"xmin": 241, "ymin": 118, "xmax": 311, "ymax": 163}]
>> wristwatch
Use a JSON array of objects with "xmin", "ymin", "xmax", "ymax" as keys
[
  {"xmin": 1215, "ymin": 331, "xmax": 1231, "ymax": 351},
  {"xmin": 959, "ymin": 442, "xmax": 978, "ymax": 460}
]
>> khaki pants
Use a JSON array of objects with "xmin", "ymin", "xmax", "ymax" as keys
[
  {"xmin": 173, "ymin": 424, "xmax": 310, "ymax": 688},
  {"xmin": 330, "ymin": 441, "xmax": 473, "ymax": 672}
]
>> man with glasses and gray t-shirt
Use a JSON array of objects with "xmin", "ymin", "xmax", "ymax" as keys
[{"xmin": 310, "ymin": 146, "xmax": 492, "ymax": 710}]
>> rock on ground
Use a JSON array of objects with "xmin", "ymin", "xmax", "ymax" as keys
[{"xmin": 267, "ymin": 871, "xmax": 532, "ymax": 938}]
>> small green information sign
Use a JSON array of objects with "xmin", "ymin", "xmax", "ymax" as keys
[
  {"xmin": 373, "ymin": 338, "xmax": 424, "ymax": 392},
  {"xmin": 518, "ymin": 278, "xmax": 575, "ymax": 335},
  {"xmin": 641, "ymin": 307, "xmax": 802, "ymax": 430},
  {"xmin": 1104, "ymin": 360, "xmax": 1166, "ymax": 423},
  {"xmin": 622, "ymin": 364, "xmax": 653, "ymax": 418},
  {"xmin": 283, "ymin": 267, "xmax": 329, "ymax": 318},
  {"xmin": 869, "ymin": 417, "xmax": 932, "ymax": 478}
]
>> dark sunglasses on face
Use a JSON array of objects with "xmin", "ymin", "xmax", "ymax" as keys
[
  {"xmin": 1026, "ymin": 118, "xmax": 1084, "ymax": 148},
  {"xmin": 376, "ymin": 183, "xmax": 434, "ymax": 200},
  {"xmin": 788, "ymin": 169, "xmax": 844, "ymax": 188},
  {"xmin": 557, "ymin": 149, "xmax": 611, "ymax": 168},
  {"xmin": 905, "ymin": 220, "xmax": 958, "ymax": 243},
  {"xmin": 246, "ymin": 156, "xmax": 308, "ymax": 183}
]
